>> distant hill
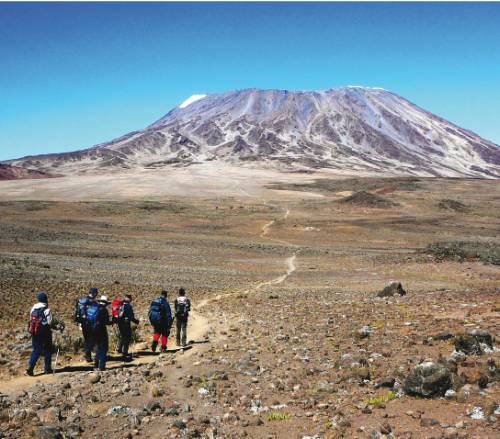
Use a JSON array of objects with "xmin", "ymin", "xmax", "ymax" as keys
[{"xmin": 0, "ymin": 163, "xmax": 56, "ymax": 180}]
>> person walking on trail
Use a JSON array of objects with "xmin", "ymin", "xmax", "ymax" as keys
[
  {"xmin": 114, "ymin": 294, "xmax": 139, "ymax": 361},
  {"xmin": 74, "ymin": 287, "xmax": 99, "ymax": 363},
  {"xmin": 149, "ymin": 290, "xmax": 172, "ymax": 353},
  {"xmin": 93, "ymin": 295, "xmax": 113, "ymax": 371},
  {"xmin": 26, "ymin": 292, "xmax": 63, "ymax": 376},
  {"xmin": 174, "ymin": 287, "xmax": 191, "ymax": 347}
]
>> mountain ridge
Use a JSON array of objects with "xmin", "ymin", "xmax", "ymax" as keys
[{"xmin": 4, "ymin": 86, "xmax": 500, "ymax": 178}]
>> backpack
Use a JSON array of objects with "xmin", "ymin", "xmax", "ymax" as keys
[
  {"xmin": 85, "ymin": 302, "xmax": 100, "ymax": 330},
  {"xmin": 148, "ymin": 297, "xmax": 164, "ymax": 324},
  {"xmin": 176, "ymin": 297, "xmax": 189, "ymax": 319},
  {"xmin": 28, "ymin": 306, "xmax": 47, "ymax": 336},
  {"xmin": 74, "ymin": 296, "xmax": 89, "ymax": 323},
  {"xmin": 111, "ymin": 299, "xmax": 124, "ymax": 321}
]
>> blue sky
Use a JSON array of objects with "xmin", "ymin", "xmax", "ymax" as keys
[{"xmin": 1, "ymin": 2, "xmax": 499, "ymax": 161}]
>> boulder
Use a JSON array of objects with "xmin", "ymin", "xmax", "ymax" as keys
[
  {"xmin": 376, "ymin": 281, "xmax": 406, "ymax": 298},
  {"xmin": 403, "ymin": 362, "xmax": 452, "ymax": 397}
]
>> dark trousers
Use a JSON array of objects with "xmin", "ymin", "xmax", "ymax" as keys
[
  {"xmin": 82, "ymin": 323, "xmax": 94, "ymax": 359},
  {"xmin": 176, "ymin": 317, "xmax": 188, "ymax": 346},
  {"xmin": 28, "ymin": 332, "xmax": 52, "ymax": 371},
  {"xmin": 94, "ymin": 334, "xmax": 109, "ymax": 370},
  {"xmin": 117, "ymin": 321, "xmax": 132, "ymax": 355}
]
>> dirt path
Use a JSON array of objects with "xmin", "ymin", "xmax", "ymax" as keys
[
  {"xmin": 0, "ymin": 311, "xmax": 210, "ymax": 397},
  {"xmin": 202, "ymin": 204, "xmax": 299, "ymax": 303},
  {"xmin": 0, "ymin": 203, "xmax": 296, "ymax": 396}
]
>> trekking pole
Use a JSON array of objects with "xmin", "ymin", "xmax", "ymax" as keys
[
  {"xmin": 52, "ymin": 321, "xmax": 65, "ymax": 374},
  {"xmin": 53, "ymin": 348, "xmax": 60, "ymax": 374}
]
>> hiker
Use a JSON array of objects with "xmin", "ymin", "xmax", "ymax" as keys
[
  {"xmin": 113, "ymin": 294, "xmax": 139, "ymax": 361},
  {"xmin": 26, "ymin": 292, "xmax": 63, "ymax": 376},
  {"xmin": 148, "ymin": 290, "xmax": 172, "ymax": 353},
  {"xmin": 93, "ymin": 295, "xmax": 113, "ymax": 371},
  {"xmin": 174, "ymin": 287, "xmax": 191, "ymax": 347},
  {"xmin": 75, "ymin": 287, "xmax": 99, "ymax": 363}
]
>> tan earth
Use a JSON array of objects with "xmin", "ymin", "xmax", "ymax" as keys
[{"xmin": 0, "ymin": 171, "xmax": 498, "ymax": 438}]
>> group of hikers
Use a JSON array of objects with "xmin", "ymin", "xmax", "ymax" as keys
[{"xmin": 26, "ymin": 287, "xmax": 191, "ymax": 375}]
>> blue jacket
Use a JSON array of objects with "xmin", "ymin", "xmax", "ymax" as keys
[{"xmin": 159, "ymin": 296, "xmax": 172, "ymax": 322}]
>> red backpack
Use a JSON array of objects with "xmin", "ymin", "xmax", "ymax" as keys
[
  {"xmin": 28, "ymin": 307, "xmax": 47, "ymax": 335},
  {"xmin": 111, "ymin": 299, "xmax": 124, "ymax": 320}
]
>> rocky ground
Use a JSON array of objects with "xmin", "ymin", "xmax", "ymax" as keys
[{"xmin": 0, "ymin": 176, "xmax": 498, "ymax": 438}]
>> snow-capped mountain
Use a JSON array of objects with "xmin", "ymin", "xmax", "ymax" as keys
[{"xmin": 5, "ymin": 87, "xmax": 500, "ymax": 177}]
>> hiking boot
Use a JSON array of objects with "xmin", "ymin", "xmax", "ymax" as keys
[
  {"xmin": 26, "ymin": 368, "xmax": 34, "ymax": 376},
  {"xmin": 151, "ymin": 341, "xmax": 158, "ymax": 353},
  {"xmin": 44, "ymin": 368, "xmax": 53, "ymax": 374},
  {"xmin": 160, "ymin": 346, "xmax": 168, "ymax": 353},
  {"xmin": 85, "ymin": 355, "xmax": 93, "ymax": 364}
]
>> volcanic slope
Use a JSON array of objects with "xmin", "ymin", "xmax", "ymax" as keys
[{"xmin": 5, "ymin": 87, "xmax": 500, "ymax": 178}]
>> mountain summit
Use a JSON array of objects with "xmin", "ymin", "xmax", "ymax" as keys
[{"xmin": 5, "ymin": 87, "xmax": 500, "ymax": 177}]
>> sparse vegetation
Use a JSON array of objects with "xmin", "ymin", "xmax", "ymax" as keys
[
  {"xmin": 437, "ymin": 199, "xmax": 469, "ymax": 212},
  {"xmin": 339, "ymin": 191, "xmax": 397, "ymax": 208},
  {"xmin": 267, "ymin": 411, "xmax": 290, "ymax": 421},
  {"xmin": 425, "ymin": 241, "xmax": 500, "ymax": 265},
  {"xmin": 365, "ymin": 391, "xmax": 397, "ymax": 407}
]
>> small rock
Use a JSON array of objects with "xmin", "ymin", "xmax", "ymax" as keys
[
  {"xmin": 380, "ymin": 421, "xmax": 392, "ymax": 434},
  {"xmin": 87, "ymin": 372, "xmax": 101, "ymax": 385},
  {"xmin": 420, "ymin": 418, "xmax": 440, "ymax": 427},
  {"xmin": 172, "ymin": 419, "xmax": 187, "ymax": 430},
  {"xmin": 39, "ymin": 425, "xmax": 63, "ymax": 439},
  {"xmin": 375, "ymin": 377, "xmax": 395, "ymax": 389}
]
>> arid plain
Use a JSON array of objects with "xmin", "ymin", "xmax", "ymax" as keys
[{"xmin": 0, "ymin": 171, "xmax": 498, "ymax": 438}]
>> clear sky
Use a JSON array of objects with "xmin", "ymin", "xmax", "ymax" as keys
[{"xmin": 1, "ymin": 2, "xmax": 499, "ymax": 161}]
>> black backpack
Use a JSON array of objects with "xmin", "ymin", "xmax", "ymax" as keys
[{"xmin": 176, "ymin": 298, "xmax": 190, "ymax": 319}]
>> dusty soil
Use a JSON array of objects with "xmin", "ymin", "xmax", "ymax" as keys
[{"xmin": 0, "ymin": 176, "xmax": 498, "ymax": 438}]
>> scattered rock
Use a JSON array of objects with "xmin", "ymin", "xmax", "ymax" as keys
[
  {"xmin": 454, "ymin": 329, "xmax": 494, "ymax": 355},
  {"xmin": 404, "ymin": 362, "xmax": 452, "ymax": 397},
  {"xmin": 39, "ymin": 425, "xmax": 63, "ymax": 439},
  {"xmin": 172, "ymin": 419, "xmax": 187, "ymax": 430},
  {"xmin": 37, "ymin": 407, "xmax": 61, "ymax": 424},
  {"xmin": 420, "ymin": 418, "xmax": 440, "ymax": 427},
  {"xmin": 376, "ymin": 281, "xmax": 406, "ymax": 298},
  {"xmin": 375, "ymin": 377, "xmax": 395, "ymax": 389}
]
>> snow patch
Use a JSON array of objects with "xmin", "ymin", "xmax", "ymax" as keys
[{"xmin": 179, "ymin": 94, "xmax": 207, "ymax": 109}]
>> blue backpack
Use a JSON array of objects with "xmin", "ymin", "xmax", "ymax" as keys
[
  {"xmin": 148, "ymin": 297, "xmax": 164, "ymax": 324},
  {"xmin": 85, "ymin": 302, "xmax": 100, "ymax": 329}
]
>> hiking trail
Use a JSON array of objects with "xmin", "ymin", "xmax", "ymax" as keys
[
  {"xmin": 200, "ymin": 204, "xmax": 299, "ymax": 305},
  {"xmin": 0, "ymin": 202, "xmax": 297, "ymax": 395}
]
